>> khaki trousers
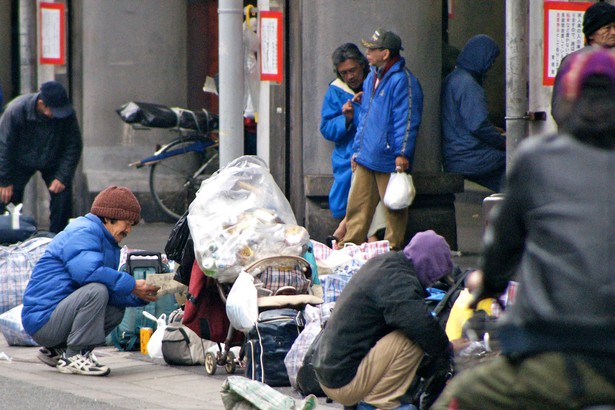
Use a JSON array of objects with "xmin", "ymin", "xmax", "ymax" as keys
[
  {"xmin": 432, "ymin": 352, "xmax": 615, "ymax": 410},
  {"xmin": 321, "ymin": 330, "xmax": 424, "ymax": 409},
  {"xmin": 342, "ymin": 165, "xmax": 408, "ymax": 250}
]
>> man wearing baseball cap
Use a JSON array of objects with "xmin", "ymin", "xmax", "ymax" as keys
[
  {"xmin": 340, "ymin": 28, "xmax": 424, "ymax": 251},
  {"xmin": 551, "ymin": 1, "xmax": 615, "ymax": 126},
  {"xmin": 22, "ymin": 186, "xmax": 160, "ymax": 376},
  {"xmin": 0, "ymin": 80, "xmax": 82, "ymax": 233}
]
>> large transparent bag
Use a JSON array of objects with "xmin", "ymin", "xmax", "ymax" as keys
[{"xmin": 188, "ymin": 156, "xmax": 310, "ymax": 283}]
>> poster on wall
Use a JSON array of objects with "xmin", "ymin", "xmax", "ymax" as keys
[
  {"xmin": 259, "ymin": 11, "xmax": 283, "ymax": 83},
  {"xmin": 39, "ymin": 2, "xmax": 66, "ymax": 65},
  {"xmin": 543, "ymin": 1, "xmax": 591, "ymax": 86}
]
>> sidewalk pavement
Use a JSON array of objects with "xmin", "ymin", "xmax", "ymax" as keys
[{"xmin": 0, "ymin": 192, "xmax": 488, "ymax": 409}]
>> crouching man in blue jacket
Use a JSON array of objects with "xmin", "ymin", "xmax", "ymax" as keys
[{"xmin": 22, "ymin": 186, "xmax": 160, "ymax": 376}]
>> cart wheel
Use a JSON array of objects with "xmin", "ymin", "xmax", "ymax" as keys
[
  {"xmin": 205, "ymin": 352, "xmax": 217, "ymax": 375},
  {"xmin": 225, "ymin": 350, "xmax": 236, "ymax": 374}
]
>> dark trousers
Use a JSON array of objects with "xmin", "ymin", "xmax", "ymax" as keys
[{"xmin": 2, "ymin": 167, "xmax": 72, "ymax": 233}]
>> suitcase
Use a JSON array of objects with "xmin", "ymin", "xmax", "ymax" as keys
[{"xmin": 245, "ymin": 308, "xmax": 304, "ymax": 387}]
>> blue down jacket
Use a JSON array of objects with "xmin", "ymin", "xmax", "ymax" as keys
[
  {"xmin": 353, "ymin": 57, "xmax": 423, "ymax": 173},
  {"xmin": 320, "ymin": 78, "xmax": 361, "ymax": 218},
  {"xmin": 441, "ymin": 35, "xmax": 505, "ymax": 176},
  {"xmin": 22, "ymin": 214, "xmax": 146, "ymax": 335}
]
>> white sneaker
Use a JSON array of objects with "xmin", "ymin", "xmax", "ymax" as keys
[
  {"xmin": 37, "ymin": 347, "xmax": 65, "ymax": 367},
  {"xmin": 56, "ymin": 353, "xmax": 110, "ymax": 376}
]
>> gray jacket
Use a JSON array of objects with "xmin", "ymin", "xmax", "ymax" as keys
[
  {"xmin": 480, "ymin": 133, "xmax": 615, "ymax": 356},
  {"xmin": 0, "ymin": 93, "xmax": 82, "ymax": 186}
]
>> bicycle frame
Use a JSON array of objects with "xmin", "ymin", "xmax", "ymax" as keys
[{"xmin": 129, "ymin": 137, "xmax": 217, "ymax": 168}]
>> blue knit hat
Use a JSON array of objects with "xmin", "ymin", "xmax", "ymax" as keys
[{"xmin": 403, "ymin": 230, "xmax": 453, "ymax": 288}]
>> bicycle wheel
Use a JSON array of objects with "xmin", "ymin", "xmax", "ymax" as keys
[{"xmin": 150, "ymin": 138, "xmax": 219, "ymax": 220}]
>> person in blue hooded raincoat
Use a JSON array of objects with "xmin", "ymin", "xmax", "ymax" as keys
[
  {"xmin": 320, "ymin": 44, "xmax": 369, "ymax": 238},
  {"xmin": 441, "ymin": 34, "xmax": 506, "ymax": 192}
]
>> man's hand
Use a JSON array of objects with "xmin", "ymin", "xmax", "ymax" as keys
[
  {"xmin": 132, "ymin": 279, "xmax": 161, "ymax": 303},
  {"xmin": 342, "ymin": 99, "xmax": 354, "ymax": 123},
  {"xmin": 351, "ymin": 155, "xmax": 357, "ymax": 172},
  {"xmin": 395, "ymin": 155, "xmax": 409, "ymax": 172},
  {"xmin": 48, "ymin": 179, "xmax": 66, "ymax": 194},
  {"xmin": 352, "ymin": 91, "xmax": 363, "ymax": 104},
  {"xmin": 0, "ymin": 185, "xmax": 13, "ymax": 204}
]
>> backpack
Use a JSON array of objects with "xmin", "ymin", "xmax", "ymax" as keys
[
  {"xmin": 106, "ymin": 251, "xmax": 178, "ymax": 351},
  {"xmin": 161, "ymin": 322, "xmax": 209, "ymax": 365}
]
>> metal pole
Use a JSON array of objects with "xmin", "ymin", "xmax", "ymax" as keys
[
  {"xmin": 18, "ymin": 0, "xmax": 37, "ymax": 94},
  {"xmin": 218, "ymin": 0, "xmax": 245, "ymax": 167},
  {"xmin": 505, "ymin": 0, "xmax": 529, "ymax": 165}
]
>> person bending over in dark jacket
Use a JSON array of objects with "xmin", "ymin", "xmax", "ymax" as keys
[
  {"xmin": 313, "ymin": 230, "xmax": 454, "ymax": 410},
  {"xmin": 22, "ymin": 186, "xmax": 160, "ymax": 376},
  {"xmin": 0, "ymin": 81, "xmax": 82, "ymax": 233},
  {"xmin": 434, "ymin": 47, "xmax": 615, "ymax": 410}
]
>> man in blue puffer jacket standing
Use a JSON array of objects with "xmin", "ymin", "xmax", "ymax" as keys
[
  {"xmin": 441, "ymin": 34, "xmax": 506, "ymax": 192},
  {"xmin": 22, "ymin": 186, "xmax": 160, "ymax": 376},
  {"xmin": 340, "ymin": 28, "xmax": 423, "ymax": 251}
]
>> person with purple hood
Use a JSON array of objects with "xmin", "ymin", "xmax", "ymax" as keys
[
  {"xmin": 441, "ymin": 34, "xmax": 506, "ymax": 192},
  {"xmin": 312, "ymin": 230, "xmax": 454, "ymax": 410}
]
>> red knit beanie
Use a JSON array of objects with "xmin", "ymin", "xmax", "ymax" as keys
[{"xmin": 90, "ymin": 186, "xmax": 141, "ymax": 225}]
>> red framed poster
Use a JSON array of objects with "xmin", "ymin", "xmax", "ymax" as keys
[
  {"xmin": 39, "ymin": 2, "xmax": 66, "ymax": 65},
  {"xmin": 259, "ymin": 10, "xmax": 283, "ymax": 83},
  {"xmin": 543, "ymin": 1, "xmax": 591, "ymax": 86}
]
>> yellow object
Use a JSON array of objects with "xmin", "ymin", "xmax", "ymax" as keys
[
  {"xmin": 140, "ymin": 327, "xmax": 153, "ymax": 354},
  {"xmin": 445, "ymin": 289, "xmax": 494, "ymax": 341}
]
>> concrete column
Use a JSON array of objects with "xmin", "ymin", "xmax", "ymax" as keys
[{"xmin": 218, "ymin": 0, "xmax": 245, "ymax": 167}]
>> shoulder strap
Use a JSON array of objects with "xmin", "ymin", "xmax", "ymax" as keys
[{"xmin": 432, "ymin": 269, "xmax": 470, "ymax": 318}]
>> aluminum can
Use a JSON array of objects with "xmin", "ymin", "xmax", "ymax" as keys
[{"xmin": 140, "ymin": 327, "xmax": 153, "ymax": 354}]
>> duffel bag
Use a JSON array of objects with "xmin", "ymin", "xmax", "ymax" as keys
[
  {"xmin": 246, "ymin": 308, "xmax": 304, "ymax": 387},
  {"xmin": 161, "ymin": 322, "xmax": 211, "ymax": 365}
]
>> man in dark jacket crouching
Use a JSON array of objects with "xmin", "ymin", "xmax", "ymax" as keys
[{"xmin": 313, "ymin": 230, "xmax": 454, "ymax": 410}]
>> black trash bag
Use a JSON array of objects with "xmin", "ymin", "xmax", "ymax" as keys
[
  {"xmin": 403, "ymin": 352, "xmax": 455, "ymax": 410},
  {"xmin": 116, "ymin": 101, "xmax": 218, "ymax": 132},
  {"xmin": 296, "ymin": 325, "xmax": 326, "ymax": 397},
  {"xmin": 173, "ymin": 237, "xmax": 195, "ymax": 287},
  {"xmin": 164, "ymin": 210, "xmax": 190, "ymax": 263}
]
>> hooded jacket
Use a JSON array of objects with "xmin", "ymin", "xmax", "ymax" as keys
[
  {"xmin": 0, "ymin": 93, "xmax": 82, "ymax": 186},
  {"xmin": 441, "ymin": 35, "xmax": 505, "ymax": 177},
  {"xmin": 313, "ymin": 250, "xmax": 450, "ymax": 389},
  {"xmin": 320, "ymin": 79, "xmax": 362, "ymax": 218},
  {"xmin": 353, "ymin": 57, "xmax": 423, "ymax": 173},
  {"xmin": 22, "ymin": 214, "xmax": 147, "ymax": 335}
]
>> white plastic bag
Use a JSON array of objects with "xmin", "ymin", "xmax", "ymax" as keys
[
  {"xmin": 383, "ymin": 172, "xmax": 416, "ymax": 210},
  {"xmin": 226, "ymin": 270, "xmax": 258, "ymax": 333},
  {"xmin": 142, "ymin": 311, "xmax": 167, "ymax": 360}
]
